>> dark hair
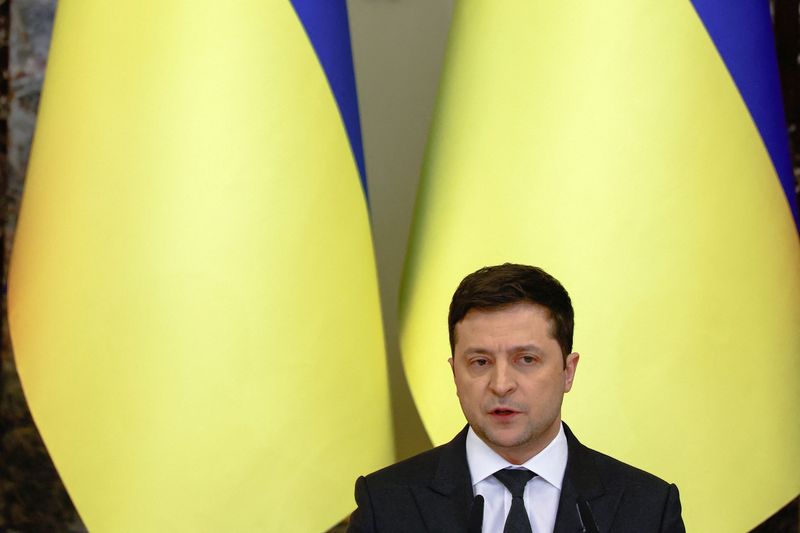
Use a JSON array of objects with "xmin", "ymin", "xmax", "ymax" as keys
[{"xmin": 448, "ymin": 263, "xmax": 574, "ymax": 357}]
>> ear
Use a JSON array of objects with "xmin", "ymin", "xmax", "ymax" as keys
[
  {"xmin": 563, "ymin": 352, "xmax": 579, "ymax": 392},
  {"xmin": 448, "ymin": 356, "xmax": 455, "ymax": 376}
]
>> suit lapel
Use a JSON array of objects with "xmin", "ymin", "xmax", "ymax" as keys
[
  {"xmin": 411, "ymin": 427, "xmax": 474, "ymax": 533},
  {"xmin": 409, "ymin": 423, "xmax": 625, "ymax": 532},
  {"xmin": 554, "ymin": 423, "xmax": 623, "ymax": 533}
]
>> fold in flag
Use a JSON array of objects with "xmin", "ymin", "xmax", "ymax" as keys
[
  {"xmin": 8, "ymin": 1, "xmax": 391, "ymax": 531},
  {"xmin": 400, "ymin": 2, "xmax": 799, "ymax": 532}
]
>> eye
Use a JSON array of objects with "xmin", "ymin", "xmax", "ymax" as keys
[
  {"xmin": 470, "ymin": 357, "xmax": 489, "ymax": 367},
  {"xmin": 519, "ymin": 354, "xmax": 538, "ymax": 365}
]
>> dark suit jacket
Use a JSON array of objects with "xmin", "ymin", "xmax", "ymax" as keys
[{"xmin": 347, "ymin": 423, "xmax": 685, "ymax": 532}]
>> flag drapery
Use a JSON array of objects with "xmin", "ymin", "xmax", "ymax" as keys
[
  {"xmin": 8, "ymin": 1, "xmax": 391, "ymax": 531},
  {"xmin": 400, "ymin": 2, "xmax": 800, "ymax": 532}
]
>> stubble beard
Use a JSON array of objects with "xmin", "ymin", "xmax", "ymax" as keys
[
  {"xmin": 474, "ymin": 419, "xmax": 537, "ymax": 451},
  {"xmin": 471, "ymin": 411, "xmax": 561, "ymax": 463}
]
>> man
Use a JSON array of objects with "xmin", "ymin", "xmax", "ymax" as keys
[{"xmin": 348, "ymin": 263, "xmax": 685, "ymax": 532}]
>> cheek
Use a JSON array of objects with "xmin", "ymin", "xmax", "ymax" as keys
[
  {"xmin": 453, "ymin": 375, "xmax": 467, "ymax": 399},
  {"xmin": 454, "ymin": 378, "xmax": 480, "ymax": 403},
  {"xmin": 525, "ymin": 375, "xmax": 562, "ymax": 398}
]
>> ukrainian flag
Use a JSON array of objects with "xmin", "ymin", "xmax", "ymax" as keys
[
  {"xmin": 8, "ymin": 1, "xmax": 391, "ymax": 531},
  {"xmin": 400, "ymin": 2, "xmax": 799, "ymax": 532}
]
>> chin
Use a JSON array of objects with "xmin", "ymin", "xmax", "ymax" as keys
[
  {"xmin": 481, "ymin": 427, "xmax": 531, "ymax": 449},
  {"xmin": 492, "ymin": 434, "xmax": 532, "ymax": 450}
]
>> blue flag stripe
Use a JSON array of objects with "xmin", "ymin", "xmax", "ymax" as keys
[
  {"xmin": 290, "ymin": 0, "xmax": 368, "ymax": 199},
  {"xmin": 690, "ymin": 0, "xmax": 798, "ymax": 230}
]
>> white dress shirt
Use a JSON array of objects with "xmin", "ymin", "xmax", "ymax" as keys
[{"xmin": 466, "ymin": 423, "xmax": 568, "ymax": 533}]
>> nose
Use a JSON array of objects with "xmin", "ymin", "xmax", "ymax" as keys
[{"xmin": 489, "ymin": 360, "xmax": 516, "ymax": 397}]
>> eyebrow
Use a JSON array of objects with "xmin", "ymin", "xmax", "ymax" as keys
[
  {"xmin": 461, "ymin": 344, "xmax": 545, "ymax": 356},
  {"xmin": 510, "ymin": 344, "xmax": 545, "ymax": 354}
]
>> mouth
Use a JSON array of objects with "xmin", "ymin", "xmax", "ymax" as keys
[{"xmin": 488, "ymin": 407, "xmax": 520, "ymax": 420}]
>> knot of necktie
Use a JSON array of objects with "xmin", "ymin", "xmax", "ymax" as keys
[
  {"xmin": 493, "ymin": 468, "xmax": 535, "ymax": 498},
  {"xmin": 493, "ymin": 469, "xmax": 537, "ymax": 533}
]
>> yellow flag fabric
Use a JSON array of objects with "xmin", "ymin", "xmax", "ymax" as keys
[
  {"xmin": 400, "ymin": 3, "xmax": 800, "ymax": 532},
  {"xmin": 8, "ymin": 2, "xmax": 391, "ymax": 531}
]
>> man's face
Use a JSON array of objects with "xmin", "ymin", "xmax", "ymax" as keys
[{"xmin": 450, "ymin": 302, "xmax": 578, "ymax": 464}]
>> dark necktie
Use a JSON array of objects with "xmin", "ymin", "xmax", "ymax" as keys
[{"xmin": 493, "ymin": 468, "xmax": 536, "ymax": 533}]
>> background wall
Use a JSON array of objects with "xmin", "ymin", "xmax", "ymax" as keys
[
  {"xmin": 0, "ymin": 1, "xmax": 797, "ymax": 531},
  {"xmin": 349, "ymin": 0, "xmax": 453, "ymax": 461}
]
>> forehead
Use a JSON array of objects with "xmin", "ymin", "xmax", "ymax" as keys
[{"xmin": 454, "ymin": 302, "xmax": 556, "ymax": 346}]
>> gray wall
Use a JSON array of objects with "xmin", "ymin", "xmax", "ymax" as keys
[{"xmin": 348, "ymin": 0, "xmax": 454, "ymax": 459}]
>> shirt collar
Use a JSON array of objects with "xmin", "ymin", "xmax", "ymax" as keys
[{"xmin": 465, "ymin": 422, "xmax": 568, "ymax": 490}]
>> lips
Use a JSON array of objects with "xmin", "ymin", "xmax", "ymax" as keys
[{"xmin": 489, "ymin": 407, "xmax": 520, "ymax": 419}]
